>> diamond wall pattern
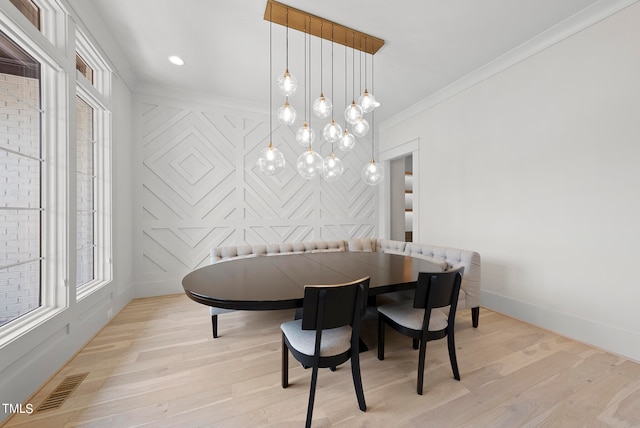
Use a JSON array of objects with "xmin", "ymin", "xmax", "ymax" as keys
[{"xmin": 135, "ymin": 94, "xmax": 377, "ymax": 287}]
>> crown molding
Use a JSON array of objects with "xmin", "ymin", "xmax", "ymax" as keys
[{"xmin": 380, "ymin": 0, "xmax": 639, "ymax": 132}]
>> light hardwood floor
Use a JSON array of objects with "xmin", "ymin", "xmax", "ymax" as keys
[{"xmin": 4, "ymin": 294, "xmax": 640, "ymax": 427}]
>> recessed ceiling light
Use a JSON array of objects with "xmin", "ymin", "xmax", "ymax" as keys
[{"xmin": 168, "ymin": 56, "xmax": 184, "ymax": 66}]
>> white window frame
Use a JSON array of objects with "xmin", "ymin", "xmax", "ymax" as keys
[
  {"xmin": 0, "ymin": 2, "xmax": 69, "ymax": 343},
  {"xmin": 74, "ymin": 29, "xmax": 112, "ymax": 300},
  {"xmin": 0, "ymin": 1, "xmax": 113, "ymax": 343}
]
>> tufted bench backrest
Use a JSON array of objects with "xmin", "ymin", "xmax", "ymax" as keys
[
  {"xmin": 346, "ymin": 238, "xmax": 379, "ymax": 252},
  {"xmin": 210, "ymin": 240, "xmax": 346, "ymax": 263},
  {"xmin": 379, "ymin": 239, "xmax": 407, "ymax": 253},
  {"xmin": 405, "ymin": 242, "xmax": 481, "ymax": 309}
]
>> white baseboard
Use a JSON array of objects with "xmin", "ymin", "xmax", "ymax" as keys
[
  {"xmin": 481, "ymin": 290, "xmax": 640, "ymax": 363},
  {"xmin": 135, "ymin": 279, "xmax": 184, "ymax": 298}
]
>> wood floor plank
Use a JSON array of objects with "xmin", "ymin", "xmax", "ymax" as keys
[{"xmin": 3, "ymin": 294, "xmax": 640, "ymax": 428}]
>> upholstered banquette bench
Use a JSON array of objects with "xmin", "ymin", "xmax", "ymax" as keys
[{"xmin": 207, "ymin": 238, "xmax": 481, "ymax": 338}]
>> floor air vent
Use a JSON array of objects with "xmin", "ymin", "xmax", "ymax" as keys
[{"xmin": 36, "ymin": 373, "xmax": 88, "ymax": 412}]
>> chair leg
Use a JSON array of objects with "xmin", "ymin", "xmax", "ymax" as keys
[
  {"xmin": 471, "ymin": 307, "xmax": 480, "ymax": 328},
  {"xmin": 412, "ymin": 338, "xmax": 419, "ymax": 350},
  {"xmin": 282, "ymin": 333, "xmax": 289, "ymax": 388},
  {"xmin": 447, "ymin": 329, "xmax": 460, "ymax": 380},
  {"xmin": 305, "ymin": 365, "xmax": 320, "ymax": 428},
  {"xmin": 417, "ymin": 338, "xmax": 427, "ymax": 395},
  {"xmin": 211, "ymin": 314, "xmax": 218, "ymax": 338},
  {"xmin": 350, "ymin": 352, "xmax": 367, "ymax": 411},
  {"xmin": 377, "ymin": 316, "xmax": 385, "ymax": 360}
]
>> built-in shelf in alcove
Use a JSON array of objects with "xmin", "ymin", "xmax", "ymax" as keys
[{"xmin": 404, "ymin": 171, "xmax": 413, "ymax": 242}]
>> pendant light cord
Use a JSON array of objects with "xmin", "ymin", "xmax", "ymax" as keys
[
  {"xmin": 304, "ymin": 18, "xmax": 307, "ymax": 123},
  {"xmin": 359, "ymin": 39, "xmax": 363, "ymax": 97},
  {"xmin": 285, "ymin": 10, "xmax": 289, "ymax": 71},
  {"xmin": 331, "ymin": 25, "xmax": 335, "ymax": 153},
  {"xmin": 352, "ymin": 33, "xmax": 356, "ymax": 103},
  {"xmin": 284, "ymin": 10, "xmax": 290, "ymax": 106},
  {"xmin": 372, "ymin": 52, "xmax": 375, "ymax": 95},
  {"xmin": 364, "ymin": 37, "xmax": 368, "ymax": 91},
  {"xmin": 371, "ymin": 48, "xmax": 375, "ymax": 161},
  {"xmin": 308, "ymin": 17, "xmax": 312, "ymax": 133},
  {"xmin": 269, "ymin": 4, "xmax": 272, "ymax": 145},
  {"xmin": 330, "ymin": 25, "xmax": 334, "ymax": 121},
  {"xmin": 371, "ymin": 107, "xmax": 375, "ymax": 161},
  {"xmin": 344, "ymin": 40, "xmax": 347, "ymax": 127},
  {"xmin": 319, "ymin": 22, "xmax": 324, "ymax": 94}
]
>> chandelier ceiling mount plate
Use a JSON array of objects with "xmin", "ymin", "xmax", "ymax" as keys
[{"xmin": 263, "ymin": 0, "xmax": 384, "ymax": 54}]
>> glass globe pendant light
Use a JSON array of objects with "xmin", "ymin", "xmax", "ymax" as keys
[
  {"xmin": 257, "ymin": 5, "xmax": 285, "ymax": 176},
  {"xmin": 257, "ymin": 142, "xmax": 286, "ymax": 175},
  {"xmin": 276, "ymin": 69, "xmax": 298, "ymax": 97},
  {"xmin": 344, "ymin": 100, "xmax": 363, "ymax": 124},
  {"xmin": 322, "ymin": 151, "xmax": 344, "ymax": 182},
  {"xmin": 295, "ymin": 20, "xmax": 314, "ymax": 147},
  {"xmin": 357, "ymin": 39, "xmax": 380, "ymax": 113},
  {"xmin": 322, "ymin": 31, "xmax": 344, "ymax": 184},
  {"xmin": 276, "ymin": 11, "xmax": 298, "ymax": 97},
  {"xmin": 312, "ymin": 23, "xmax": 332, "ymax": 119},
  {"xmin": 278, "ymin": 98, "xmax": 296, "ymax": 126},
  {"xmin": 338, "ymin": 128, "xmax": 355, "ymax": 151},
  {"xmin": 361, "ymin": 91, "xmax": 383, "ymax": 185},
  {"xmin": 338, "ymin": 39, "xmax": 356, "ymax": 152},
  {"xmin": 361, "ymin": 159, "xmax": 384, "ymax": 185},
  {"xmin": 358, "ymin": 89, "xmax": 379, "ymax": 113},
  {"xmin": 322, "ymin": 119, "xmax": 342, "ymax": 143},
  {"xmin": 297, "ymin": 145, "xmax": 324, "ymax": 179},
  {"xmin": 312, "ymin": 93, "xmax": 332, "ymax": 119},
  {"xmin": 296, "ymin": 122, "xmax": 315, "ymax": 146},
  {"xmin": 344, "ymin": 36, "xmax": 363, "ymax": 124},
  {"xmin": 351, "ymin": 117, "xmax": 369, "ymax": 137},
  {"xmin": 322, "ymin": 30, "xmax": 342, "ymax": 145}
]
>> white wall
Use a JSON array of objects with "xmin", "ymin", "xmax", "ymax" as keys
[
  {"xmin": 0, "ymin": 1, "xmax": 134, "ymax": 423},
  {"xmin": 132, "ymin": 91, "xmax": 378, "ymax": 297},
  {"xmin": 381, "ymin": 3, "xmax": 640, "ymax": 362}
]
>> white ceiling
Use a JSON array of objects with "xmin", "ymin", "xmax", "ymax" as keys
[{"xmin": 88, "ymin": 0, "xmax": 604, "ymax": 123}]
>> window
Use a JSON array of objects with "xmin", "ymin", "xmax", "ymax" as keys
[
  {"xmin": 0, "ymin": 29, "xmax": 42, "ymax": 327},
  {"xmin": 75, "ymin": 30, "xmax": 112, "ymax": 297},
  {"xmin": 76, "ymin": 54, "xmax": 94, "ymax": 85},
  {"xmin": 0, "ymin": 5, "xmax": 112, "ymax": 337},
  {"xmin": 9, "ymin": 0, "xmax": 40, "ymax": 31},
  {"xmin": 76, "ymin": 96, "xmax": 95, "ymax": 288}
]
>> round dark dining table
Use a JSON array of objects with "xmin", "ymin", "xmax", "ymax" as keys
[{"xmin": 182, "ymin": 251, "xmax": 443, "ymax": 310}]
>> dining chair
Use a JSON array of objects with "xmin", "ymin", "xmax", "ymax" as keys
[
  {"xmin": 377, "ymin": 267, "xmax": 464, "ymax": 395},
  {"xmin": 281, "ymin": 276, "xmax": 370, "ymax": 428}
]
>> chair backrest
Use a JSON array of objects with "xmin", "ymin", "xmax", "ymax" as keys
[
  {"xmin": 413, "ymin": 267, "xmax": 464, "ymax": 312},
  {"xmin": 301, "ymin": 277, "xmax": 370, "ymax": 331}
]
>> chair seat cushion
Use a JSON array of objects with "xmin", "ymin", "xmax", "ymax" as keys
[
  {"xmin": 281, "ymin": 319, "xmax": 352, "ymax": 357},
  {"xmin": 377, "ymin": 302, "xmax": 448, "ymax": 331}
]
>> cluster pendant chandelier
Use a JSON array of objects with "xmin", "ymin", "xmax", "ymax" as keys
[{"xmin": 256, "ymin": 0, "xmax": 385, "ymax": 185}]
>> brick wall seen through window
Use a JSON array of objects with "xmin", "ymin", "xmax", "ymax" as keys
[{"xmin": 0, "ymin": 30, "xmax": 41, "ymax": 327}]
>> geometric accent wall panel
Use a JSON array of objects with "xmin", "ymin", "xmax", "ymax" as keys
[{"xmin": 135, "ymin": 93, "xmax": 377, "ymax": 282}]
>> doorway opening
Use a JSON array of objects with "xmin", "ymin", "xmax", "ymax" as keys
[{"xmin": 390, "ymin": 155, "xmax": 413, "ymax": 242}]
